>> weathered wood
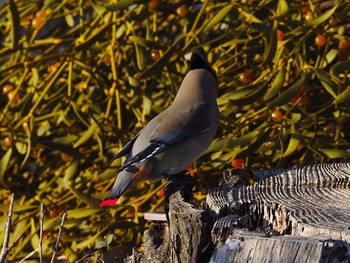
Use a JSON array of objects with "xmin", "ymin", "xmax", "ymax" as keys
[
  {"xmin": 207, "ymin": 163, "xmax": 350, "ymax": 243},
  {"xmin": 125, "ymin": 163, "xmax": 350, "ymax": 262},
  {"xmin": 209, "ymin": 229, "xmax": 349, "ymax": 263},
  {"xmin": 125, "ymin": 172, "xmax": 213, "ymax": 263},
  {"xmin": 168, "ymin": 191, "xmax": 212, "ymax": 263}
]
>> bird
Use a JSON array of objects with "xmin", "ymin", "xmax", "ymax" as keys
[{"xmin": 100, "ymin": 50, "xmax": 220, "ymax": 207}]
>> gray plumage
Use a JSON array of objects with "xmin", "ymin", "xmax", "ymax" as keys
[{"xmin": 100, "ymin": 50, "xmax": 220, "ymax": 207}]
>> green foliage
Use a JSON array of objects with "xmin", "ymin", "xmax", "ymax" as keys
[{"xmin": 0, "ymin": 0, "xmax": 349, "ymax": 260}]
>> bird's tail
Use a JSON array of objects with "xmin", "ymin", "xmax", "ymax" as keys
[{"xmin": 100, "ymin": 171, "xmax": 133, "ymax": 207}]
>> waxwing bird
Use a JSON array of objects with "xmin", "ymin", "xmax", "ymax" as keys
[{"xmin": 100, "ymin": 50, "xmax": 220, "ymax": 207}]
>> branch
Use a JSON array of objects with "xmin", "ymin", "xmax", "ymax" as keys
[
  {"xmin": 50, "ymin": 212, "xmax": 67, "ymax": 263},
  {"xmin": 0, "ymin": 194, "xmax": 15, "ymax": 263},
  {"xmin": 39, "ymin": 203, "xmax": 46, "ymax": 263}
]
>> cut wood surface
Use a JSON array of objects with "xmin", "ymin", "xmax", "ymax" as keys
[
  {"xmin": 124, "ymin": 163, "xmax": 350, "ymax": 263},
  {"xmin": 207, "ymin": 163, "xmax": 350, "ymax": 242}
]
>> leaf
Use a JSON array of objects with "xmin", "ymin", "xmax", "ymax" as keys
[
  {"xmin": 203, "ymin": 4, "xmax": 234, "ymax": 34},
  {"xmin": 334, "ymin": 86, "xmax": 350, "ymax": 104},
  {"xmin": 90, "ymin": 0, "xmax": 106, "ymax": 14},
  {"xmin": 228, "ymin": 130, "xmax": 261, "ymax": 147},
  {"xmin": 227, "ymin": 82, "xmax": 269, "ymax": 106},
  {"xmin": 262, "ymin": 20, "xmax": 277, "ymax": 66},
  {"xmin": 314, "ymin": 69, "xmax": 337, "ymax": 98},
  {"xmin": 320, "ymin": 149, "xmax": 350, "ymax": 159},
  {"xmin": 134, "ymin": 43, "xmax": 147, "ymax": 71},
  {"xmin": 0, "ymin": 148, "xmax": 12, "ymax": 187},
  {"xmin": 73, "ymin": 121, "xmax": 98, "ymax": 148},
  {"xmin": 9, "ymin": 0, "xmax": 20, "ymax": 50},
  {"xmin": 281, "ymin": 125, "xmax": 301, "ymax": 157},
  {"xmin": 277, "ymin": 0, "xmax": 289, "ymax": 18},
  {"xmin": 205, "ymin": 136, "xmax": 232, "ymax": 153},
  {"xmin": 264, "ymin": 67, "xmax": 286, "ymax": 101},
  {"xmin": 63, "ymin": 160, "xmax": 78, "ymax": 186},
  {"xmin": 31, "ymin": 68, "xmax": 39, "ymax": 87},
  {"xmin": 30, "ymin": 218, "xmax": 40, "ymax": 250},
  {"xmin": 236, "ymin": 128, "xmax": 272, "ymax": 157},
  {"xmin": 64, "ymin": 8, "xmax": 75, "ymax": 27},
  {"xmin": 105, "ymin": 0, "xmax": 135, "ymax": 11},
  {"xmin": 107, "ymin": 234, "xmax": 114, "ymax": 245},
  {"xmin": 217, "ymin": 87, "xmax": 256, "ymax": 105},
  {"xmin": 323, "ymin": 49, "xmax": 338, "ymax": 68},
  {"xmin": 268, "ymin": 74, "xmax": 307, "ymax": 107},
  {"xmin": 306, "ymin": 3, "xmax": 339, "ymax": 27},
  {"xmin": 129, "ymin": 36, "xmax": 165, "ymax": 50},
  {"xmin": 15, "ymin": 142, "xmax": 27, "ymax": 154},
  {"xmin": 66, "ymin": 208, "xmax": 101, "ymax": 219},
  {"xmin": 69, "ymin": 185, "xmax": 101, "ymax": 207}
]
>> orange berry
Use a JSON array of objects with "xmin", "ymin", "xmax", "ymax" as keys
[
  {"xmin": 339, "ymin": 39, "xmax": 350, "ymax": 51},
  {"xmin": 301, "ymin": 6, "xmax": 309, "ymax": 13},
  {"xmin": 2, "ymin": 84, "xmax": 14, "ymax": 94},
  {"xmin": 20, "ymin": 16, "xmax": 31, "ymax": 29},
  {"xmin": 239, "ymin": 71, "xmax": 253, "ymax": 84},
  {"xmin": 7, "ymin": 90, "xmax": 19, "ymax": 103},
  {"xmin": 232, "ymin": 159, "xmax": 244, "ymax": 168},
  {"xmin": 102, "ymin": 54, "xmax": 111, "ymax": 64},
  {"xmin": 49, "ymin": 206, "xmax": 63, "ymax": 218},
  {"xmin": 150, "ymin": 50, "xmax": 160, "ymax": 61},
  {"xmin": 156, "ymin": 188, "xmax": 165, "ymax": 199},
  {"xmin": 315, "ymin": 34, "xmax": 327, "ymax": 47},
  {"xmin": 271, "ymin": 108, "xmax": 283, "ymax": 121},
  {"xmin": 176, "ymin": 5, "xmax": 188, "ymax": 17},
  {"xmin": 47, "ymin": 62, "xmax": 60, "ymax": 73},
  {"xmin": 22, "ymin": 122, "xmax": 29, "ymax": 131},
  {"xmin": 32, "ymin": 17, "xmax": 44, "ymax": 29},
  {"xmin": 61, "ymin": 153, "xmax": 73, "ymax": 162},
  {"xmin": 148, "ymin": 0, "xmax": 158, "ymax": 8},
  {"xmin": 277, "ymin": 30, "xmax": 284, "ymax": 41},
  {"xmin": 3, "ymin": 137, "xmax": 12, "ymax": 147},
  {"xmin": 305, "ymin": 11, "xmax": 314, "ymax": 22}
]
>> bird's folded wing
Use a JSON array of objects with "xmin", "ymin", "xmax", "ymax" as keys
[
  {"xmin": 109, "ymin": 130, "xmax": 142, "ymax": 163},
  {"xmin": 118, "ymin": 102, "xmax": 212, "ymax": 171}
]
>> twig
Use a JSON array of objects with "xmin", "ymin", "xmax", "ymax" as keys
[
  {"xmin": 7, "ymin": 233, "xmax": 24, "ymax": 254},
  {"xmin": 39, "ymin": 203, "xmax": 46, "ymax": 263},
  {"xmin": 50, "ymin": 212, "xmax": 67, "ymax": 263},
  {"xmin": 17, "ymin": 248, "xmax": 39, "ymax": 263},
  {"xmin": 0, "ymin": 193, "xmax": 15, "ymax": 263}
]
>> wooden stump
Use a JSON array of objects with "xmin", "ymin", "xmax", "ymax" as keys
[{"xmin": 124, "ymin": 163, "xmax": 350, "ymax": 262}]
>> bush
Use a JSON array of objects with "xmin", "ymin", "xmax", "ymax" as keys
[{"xmin": 0, "ymin": 0, "xmax": 349, "ymax": 261}]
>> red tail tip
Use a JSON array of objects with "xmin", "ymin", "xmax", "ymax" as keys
[{"xmin": 100, "ymin": 198, "xmax": 119, "ymax": 207}]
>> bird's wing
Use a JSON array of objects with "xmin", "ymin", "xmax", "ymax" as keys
[
  {"xmin": 109, "ymin": 130, "xmax": 142, "ymax": 163},
  {"xmin": 118, "ymin": 102, "xmax": 212, "ymax": 171}
]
